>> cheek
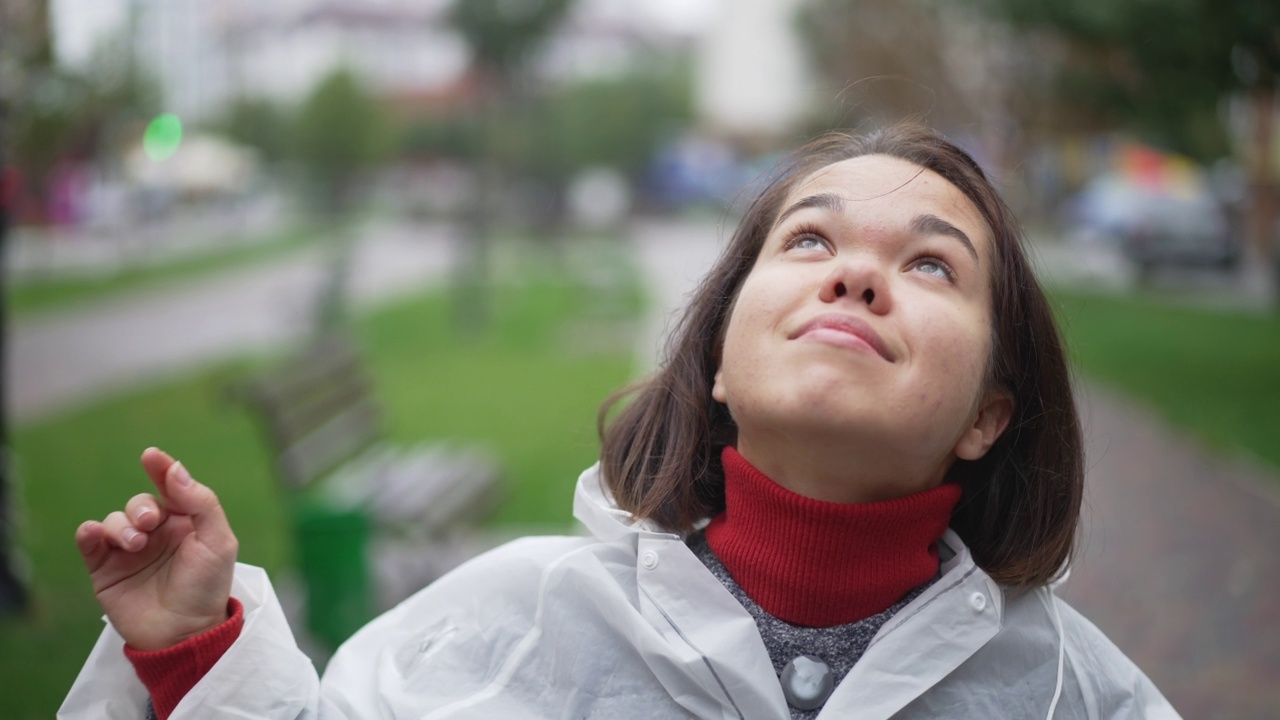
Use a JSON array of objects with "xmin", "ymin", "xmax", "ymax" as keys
[
  {"xmin": 722, "ymin": 277, "xmax": 783, "ymax": 351},
  {"xmin": 716, "ymin": 276, "xmax": 795, "ymax": 402},
  {"xmin": 911, "ymin": 316, "xmax": 992, "ymax": 409}
]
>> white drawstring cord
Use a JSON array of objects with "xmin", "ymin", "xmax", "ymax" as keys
[{"xmin": 1044, "ymin": 590, "xmax": 1066, "ymax": 719}]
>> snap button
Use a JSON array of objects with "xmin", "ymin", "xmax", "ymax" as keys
[
  {"xmin": 780, "ymin": 655, "xmax": 834, "ymax": 710},
  {"xmin": 970, "ymin": 592, "xmax": 987, "ymax": 612},
  {"xmin": 641, "ymin": 551, "xmax": 659, "ymax": 570}
]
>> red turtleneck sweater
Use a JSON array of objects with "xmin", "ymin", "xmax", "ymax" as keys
[{"xmin": 706, "ymin": 446, "xmax": 961, "ymax": 627}]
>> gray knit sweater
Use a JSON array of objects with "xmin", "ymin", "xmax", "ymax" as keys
[{"xmin": 687, "ymin": 531, "xmax": 933, "ymax": 720}]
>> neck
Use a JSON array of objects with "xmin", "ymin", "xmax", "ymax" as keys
[
  {"xmin": 736, "ymin": 430, "xmax": 951, "ymax": 503},
  {"xmin": 705, "ymin": 446, "xmax": 961, "ymax": 627}
]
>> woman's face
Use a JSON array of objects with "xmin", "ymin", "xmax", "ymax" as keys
[{"xmin": 713, "ymin": 154, "xmax": 1011, "ymax": 499}]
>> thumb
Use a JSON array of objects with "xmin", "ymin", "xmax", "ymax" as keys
[{"xmin": 163, "ymin": 462, "xmax": 234, "ymax": 547}]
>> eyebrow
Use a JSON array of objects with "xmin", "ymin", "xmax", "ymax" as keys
[
  {"xmin": 775, "ymin": 193, "xmax": 845, "ymax": 227},
  {"xmin": 910, "ymin": 213, "xmax": 979, "ymax": 263}
]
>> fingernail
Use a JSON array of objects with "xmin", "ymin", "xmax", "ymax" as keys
[
  {"xmin": 134, "ymin": 507, "xmax": 152, "ymax": 523},
  {"xmin": 122, "ymin": 528, "xmax": 141, "ymax": 547},
  {"xmin": 173, "ymin": 462, "xmax": 193, "ymax": 487}
]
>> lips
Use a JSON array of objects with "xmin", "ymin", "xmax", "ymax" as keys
[{"xmin": 791, "ymin": 314, "xmax": 895, "ymax": 361}]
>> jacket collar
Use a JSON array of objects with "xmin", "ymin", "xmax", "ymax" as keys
[
  {"xmin": 573, "ymin": 463, "xmax": 1007, "ymax": 720},
  {"xmin": 572, "ymin": 462, "xmax": 675, "ymax": 541}
]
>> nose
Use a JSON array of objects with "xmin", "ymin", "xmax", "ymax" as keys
[{"xmin": 818, "ymin": 259, "xmax": 892, "ymax": 314}]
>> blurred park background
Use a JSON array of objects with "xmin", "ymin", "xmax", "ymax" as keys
[{"xmin": 1, "ymin": 0, "xmax": 1278, "ymax": 717}]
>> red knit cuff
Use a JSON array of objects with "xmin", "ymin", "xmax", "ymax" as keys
[{"xmin": 123, "ymin": 598, "xmax": 244, "ymax": 720}]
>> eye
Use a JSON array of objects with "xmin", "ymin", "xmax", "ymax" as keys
[
  {"xmin": 911, "ymin": 257, "xmax": 955, "ymax": 282},
  {"xmin": 790, "ymin": 234, "xmax": 826, "ymax": 251},
  {"xmin": 782, "ymin": 226, "xmax": 833, "ymax": 253}
]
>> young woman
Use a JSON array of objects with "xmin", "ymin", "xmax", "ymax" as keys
[{"xmin": 61, "ymin": 125, "xmax": 1182, "ymax": 719}]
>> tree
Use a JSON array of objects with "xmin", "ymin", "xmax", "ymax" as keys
[
  {"xmin": 797, "ymin": 0, "xmax": 981, "ymax": 130},
  {"xmin": 971, "ymin": 0, "xmax": 1280, "ymax": 265},
  {"xmin": 451, "ymin": 0, "xmax": 574, "ymax": 79},
  {"xmin": 794, "ymin": 0, "xmax": 1058, "ymax": 186},
  {"xmin": 9, "ymin": 25, "xmax": 160, "ymax": 224},
  {"xmin": 525, "ymin": 66, "xmax": 693, "ymax": 187},
  {"xmin": 291, "ymin": 68, "xmax": 390, "ymax": 212},
  {"xmin": 0, "ymin": 0, "xmax": 165, "ymax": 613},
  {"xmin": 290, "ymin": 68, "xmax": 391, "ymax": 329},
  {"xmin": 217, "ymin": 96, "xmax": 289, "ymax": 166},
  {"xmin": 446, "ymin": 0, "xmax": 574, "ymax": 332},
  {"xmin": 0, "ymin": 0, "xmax": 38, "ymax": 610}
]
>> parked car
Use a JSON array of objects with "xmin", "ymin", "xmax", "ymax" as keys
[{"xmin": 1068, "ymin": 170, "xmax": 1239, "ymax": 275}]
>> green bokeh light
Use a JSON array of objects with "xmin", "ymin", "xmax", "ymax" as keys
[{"xmin": 143, "ymin": 114, "xmax": 183, "ymax": 161}]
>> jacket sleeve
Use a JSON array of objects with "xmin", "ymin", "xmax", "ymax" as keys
[
  {"xmin": 59, "ymin": 563, "xmax": 376, "ymax": 720},
  {"xmin": 1056, "ymin": 598, "xmax": 1184, "ymax": 720}
]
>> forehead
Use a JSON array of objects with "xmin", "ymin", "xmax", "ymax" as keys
[{"xmin": 782, "ymin": 155, "xmax": 991, "ymax": 243}]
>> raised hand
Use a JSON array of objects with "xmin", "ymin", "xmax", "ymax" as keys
[{"xmin": 75, "ymin": 448, "xmax": 239, "ymax": 651}]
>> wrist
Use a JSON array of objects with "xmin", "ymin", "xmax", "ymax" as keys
[
  {"xmin": 170, "ymin": 608, "xmax": 234, "ymax": 647},
  {"xmin": 126, "ymin": 598, "xmax": 243, "ymax": 654},
  {"xmin": 127, "ymin": 602, "xmax": 236, "ymax": 652},
  {"xmin": 125, "ymin": 598, "xmax": 245, "ymax": 719}
]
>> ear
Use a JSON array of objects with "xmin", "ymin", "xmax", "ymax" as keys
[
  {"xmin": 711, "ymin": 366, "xmax": 727, "ymax": 404},
  {"xmin": 953, "ymin": 389, "xmax": 1014, "ymax": 461}
]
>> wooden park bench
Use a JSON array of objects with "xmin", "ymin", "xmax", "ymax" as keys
[{"xmin": 235, "ymin": 333, "xmax": 503, "ymax": 648}]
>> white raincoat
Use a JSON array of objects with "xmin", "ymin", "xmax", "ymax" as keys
[{"xmin": 62, "ymin": 465, "xmax": 1182, "ymax": 719}]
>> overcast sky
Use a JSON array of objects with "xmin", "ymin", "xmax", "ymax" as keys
[{"xmin": 50, "ymin": 0, "xmax": 130, "ymax": 68}]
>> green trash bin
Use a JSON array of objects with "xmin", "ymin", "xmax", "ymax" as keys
[{"xmin": 293, "ymin": 496, "xmax": 372, "ymax": 650}]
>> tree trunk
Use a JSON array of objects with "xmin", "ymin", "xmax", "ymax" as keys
[
  {"xmin": 0, "ymin": 156, "xmax": 31, "ymax": 614},
  {"xmin": 452, "ymin": 78, "xmax": 501, "ymax": 335},
  {"xmin": 1244, "ymin": 85, "xmax": 1277, "ymax": 303}
]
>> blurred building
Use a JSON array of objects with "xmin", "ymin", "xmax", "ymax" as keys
[
  {"xmin": 51, "ymin": 0, "xmax": 467, "ymax": 120},
  {"xmin": 224, "ymin": 1, "xmax": 469, "ymax": 110},
  {"xmin": 50, "ymin": 0, "xmax": 816, "ymax": 142},
  {"xmin": 50, "ymin": 0, "xmax": 691, "ymax": 116},
  {"xmin": 693, "ymin": 0, "xmax": 811, "ymax": 140}
]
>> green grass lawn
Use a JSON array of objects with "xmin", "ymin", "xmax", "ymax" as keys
[
  {"xmin": 0, "ymin": 243, "xmax": 640, "ymax": 718},
  {"xmin": 8, "ymin": 224, "xmax": 315, "ymax": 316},
  {"xmin": 1054, "ymin": 290, "xmax": 1280, "ymax": 470}
]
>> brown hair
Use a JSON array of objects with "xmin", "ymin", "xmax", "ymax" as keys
[{"xmin": 599, "ymin": 124, "xmax": 1082, "ymax": 588}]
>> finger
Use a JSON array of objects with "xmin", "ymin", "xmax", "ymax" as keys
[
  {"xmin": 162, "ymin": 462, "xmax": 235, "ymax": 554},
  {"xmin": 125, "ymin": 493, "xmax": 165, "ymax": 532},
  {"xmin": 102, "ymin": 510, "xmax": 147, "ymax": 552},
  {"xmin": 140, "ymin": 447, "xmax": 178, "ymax": 498},
  {"xmin": 75, "ymin": 520, "xmax": 109, "ymax": 572}
]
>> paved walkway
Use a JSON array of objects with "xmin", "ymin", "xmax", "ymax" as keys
[
  {"xmin": 8, "ymin": 197, "xmax": 287, "ymax": 282},
  {"xmin": 7, "ymin": 220, "xmax": 459, "ymax": 423},
  {"xmin": 10, "ymin": 216, "xmax": 1278, "ymax": 717},
  {"xmin": 1063, "ymin": 389, "xmax": 1280, "ymax": 719}
]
